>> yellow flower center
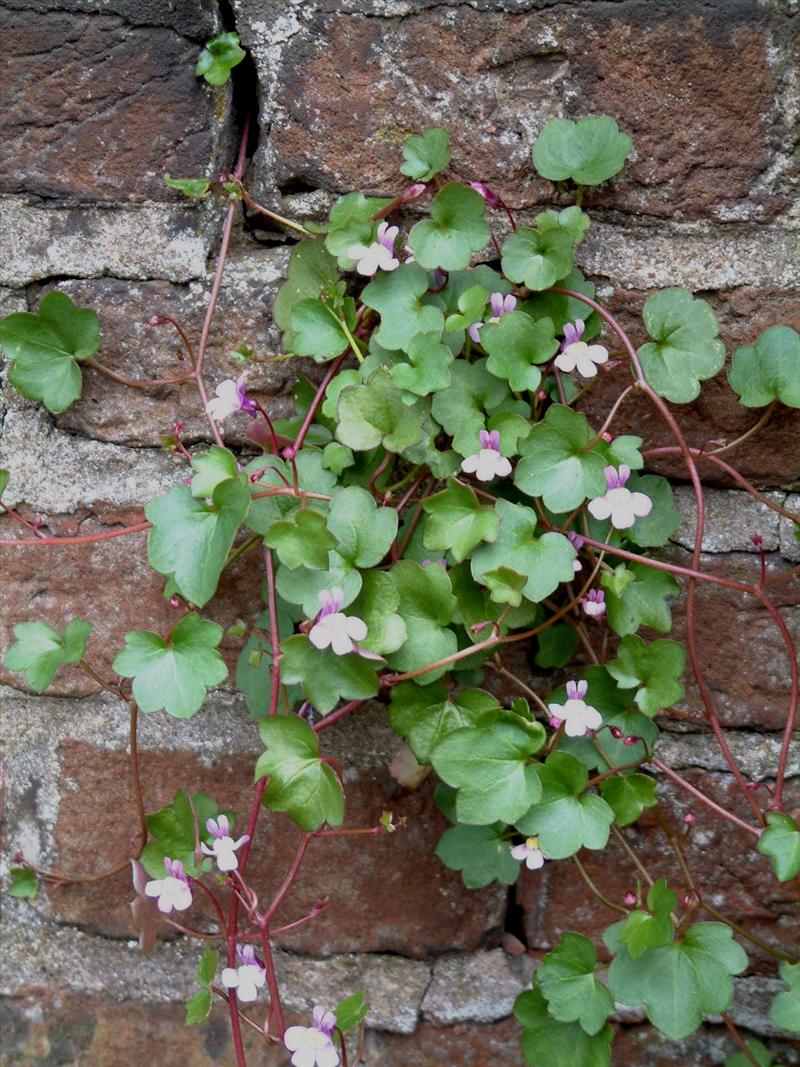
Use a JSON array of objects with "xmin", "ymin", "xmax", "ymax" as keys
[{"xmin": 525, "ymin": 836, "xmax": 539, "ymax": 850}]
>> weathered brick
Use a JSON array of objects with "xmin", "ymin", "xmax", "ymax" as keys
[
  {"xmin": 239, "ymin": 0, "xmax": 796, "ymax": 223},
  {"xmin": 0, "ymin": 5, "xmax": 229, "ymax": 204}
]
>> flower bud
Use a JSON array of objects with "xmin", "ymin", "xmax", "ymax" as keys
[
  {"xmin": 468, "ymin": 181, "xmax": 500, "ymax": 208},
  {"xmin": 623, "ymin": 891, "xmax": 637, "ymax": 907},
  {"xmin": 623, "ymin": 734, "xmax": 641, "ymax": 746},
  {"xmin": 683, "ymin": 811, "xmax": 695, "ymax": 824},
  {"xmin": 399, "ymin": 182, "xmax": 426, "ymax": 204},
  {"xmin": 609, "ymin": 726, "xmax": 624, "ymax": 740},
  {"xmin": 169, "ymin": 594, "xmax": 182, "ymax": 609},
  {"xmin": 147, "ymin": 315, "xmax": 166, "ymax": 326}
]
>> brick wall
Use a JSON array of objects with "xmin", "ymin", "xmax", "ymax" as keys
[{"xmin": 1, "ymin": 1, "xmax": 799, "ymax": 1064}]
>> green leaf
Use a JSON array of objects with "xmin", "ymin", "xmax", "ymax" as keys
[
  {"xmin": 422, "ymin": 479, "xmax": 499, "ymax": 563},
  {"xmin": 602, "ymin": 562, "xmax": 680, "ymax": 637},
  {"xmin": 481, "ymin": 311, "xmax": 558, "ymax": 392},
  {"xmin": 335, "ymin": 990, "xmax": 370, "ymax": 1034},
  {"xmin": 539, "ymin": 933, "xmax": 615, "ymax": 1035},
  {"xmin": 535, "ymin": 624, "xmax": 579, "ymax": 668},
  {"xmin": 471, "ymin": 499, "xmax": 577, "ymax": 603},
  {"xmin": 290, "ymin": 298, "xmax": 352, "ymax": 360},
  {"xmin": 606, "ymin": 636, "xmax": 685, "ymax": 716},
  {"xmin": 729, "ymin": 325, "xmax": 800, "ymax": 408},
  {"xmin": 185, "ymin": 989, "xmax": 212, "ymax": 1026},
  {"xmin": 146, "ymin": 478, "xmax": 250, "ymax": 607},
  {"xmin": 445, "ymin": 284, "xmax": 489, "ymax": 334},
  {"xmin": 483, "ymin": 567, "xmax": 528, "ymax": 608},
  {"xmin": 9, "ymin": 867, "xmax": 38, "ymax": 900},
  {"xmin": 322, "ymin": 441, "xmax": 355, "ymax": 476},
  {"xmin": 274, "ymin": 241, "xmax": 341, "ymax": 348},
  {"xmin": 515, "ymin": 752, "xmax": 614, "ymax": 858},
  {"xmin": 349, "ymin": 570, "xmax": 407, "ymax": 655},
  {"xmin": 336, "ymin": 368, "xmax": 426, "ymax": 453},
  {"xmin": 195, "ymin": 31, "xmax": 245, "ymax": 86},
  {"xmin": 0, "ymin": 469, "xmax": 8, "ymax": 497},
  {"xmin": 386, "ymin": 560, "xmax": 458, "ymax": 684},
  {"xmin": 191, "ymin": 446, "xmax": 238, "ymax": 498},
  {"xmin": 255, "ymin": 714, "xmax": 344, "ymax": 830},
  {"xmin": 244, "ymin": 449, "xmax": 336, "ymax": 535},
  {"xmin": 4, "ymin": 618, "xmax": 92, "ymax": 692},
  {"xmin": 400, "ymin": 127, "xmax": 451, "ymax": 181},
  {"xmin": 141, "ymin": 790, "xmax": 224, "ymax": 877},
  {"xmin": 638, "ymin": 288, "xmax": 725, "ymax": 403},
  {"xmin": 726, "ymin": 1040, "xmax": 777, "ymax": 1067},
  {"xmin": 276, "ymin": 557, "xmax": 362, "ymax": 619},
  {"xmin": 770, "ymin": 960, "xmax": 800, "ymax": 1033},
  {"xmin": 618, "ymin": 878, "xmax": 677, "ymax": 959},
  {"xmin": 279, "ymin": 635, "xmax": 379, "ymax": 714},
  {"xmin": 514, "ymin": 985, "xmax": 613, "ymax": 1067},
  {"xmin": 0, "ymin": 291, "xmax": 99, "ymax": 414},
  {"xmin": 112, "ymin": 613, "xmax": 227, "ymax": 719},
  {"xmin": 163, "ymin": 174, "xmax": 211, "ymax": 198},
  {"xmin": 326, "ymin": 486, "xmax": 398, "ymax": 567},
  {"xmin": 600, "ymin": 772, "xmax": 657, "ymax": 827},
  {"xmin": 361, "ymin": 263, "xmax": 444, "ymax": 352},
  {"xmin": 187, "ymin": 948, "xmax": 219, "ymax": 1024},
  {"xmin": 757, "ymin": 812, "xmax": 800, "ymax": 883},
  {"xmin": 265, "ymin": 509, "xmax": 338, "ymax": 571},
  {"xmin": 324, "ymin": 193, "xmax": 392, "ymax": 266},
  {"xmin": 436, "ymin": 822, "xmax": 520, "ymax": 889},
  {"xmin": 515, "ymin": 405, "xmax": 607, "ymax": 512},
  {"xmin": 501, "ymin": 219, "xmax": 576, "ymax": 293},
  {"xmin": 606, "ymin": 921, "xmax": 748, "ymax": 1040},
  {"xmin": 520, "ymin": 268, "xmax": 601, "ymax": 338},
  {"xmin": 532, "ymin": 115, "xmax": 632, "ymax": 185},
  {"xmin": 391, "ymin": 683, "xmax": 499, "ymax": 764},
  {"xmin": 624, "ymin": 474, "xmax": 681, "ymax": 548},
  {"xmin": 390, "ymin": 331, "xmax": 453, "ymax": 397},
  {"xmin": 431, "ymin": 710, "xmax": 544, "ymax": 825},
  {"xmin": 407, "ymin": 184, "xmax": 489, "ymax": 271},
  {"xmin": 430, "ymin": 358, "xmax": 509, "ymax": 456}
]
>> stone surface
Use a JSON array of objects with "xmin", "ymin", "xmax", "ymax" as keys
[
  {"xmin": 667, "ymin": 550, "xmax": 799, "ymax": 731},
  {"xmin": 422, "ymin": 950, "xmax": 533, "ymax": 1025},
  {"xmin": 670, "ymin": 487, "xmax": 786, "ymax": 555},
  {"xmin": 1, "ymin": 694, "xmax": 506, "ymax": 957},
  {"xmin": 0, "ymin": 4, "xmax": 229, "ymax": 204},
  {"xmin": 239, "ymin": 0, "xmax": 798, "ymax": 224},
  {"xmin": 519, "ymin": 771, "xmax": 800, "ymax": 970},
  {"xmin": 41, "ymin": 245, "xmax": 309, "ymax": 447},
  {"xmin": 0, "ymin": 197, "xmax": 215, "ymax": 286},
  {"xmin": 779, "ymin": 495, "xmax": 800, "ymax": 562}
]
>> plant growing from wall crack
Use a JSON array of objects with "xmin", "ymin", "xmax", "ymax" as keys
[{"xmin": 1, "ymin": 30, "xmax": 799, "ymax": 1067}]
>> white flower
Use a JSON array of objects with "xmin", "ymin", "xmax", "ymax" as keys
[
  {"xmin": 308, "ymin": 587, "xmax": 368, "ymax": 656},
  {"xmin": 548, "ymin": 680, "xmax": 603, "ymax": 738},
  {"xmin": 347, "ymin": 222, "xmax": 400, "ymax": 276},
  {"xmin": 582, "ymin": 590, "xmax": 606, "ymax": 618},
  {"xmin": 587, "ymin": 465, "xmax": 653, "ymax": 530},
  {"xmin": 206, "ymin": 375, "xmax": 256, "ymax": 421},
  {"xmin": 511, "ymin": 836, "xmax": 546, "ymax": 870},
  {"xmin": 200, "ymin": 814, "xmax": 249, "ymax": 873},
  {"xmin": 284, "ymin": 1006, "xmax": 339, "ymax": 1067},
  {"xmin": 460, "ymin": 429, "xmax": 512, "ymax": 482},
  {"xmin": 144, "ymin": 858, "xmax": 192, "ymax": 914},
  {"xmin": 554, "ymin": 320, "xmax": 609, "ymax": 378},
  {"xmin": 221, "ymin": 945, "xmax": 266, "ymax": 1003}
]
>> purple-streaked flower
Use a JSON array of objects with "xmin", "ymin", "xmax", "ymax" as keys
[
  {"xmin": 587, "ymin": 465, "xmax": 653, "ymax": 530},
  {"xmin": 200, "ymin": 814, "xmax": 249, "ymax": 873},
  {"xmin": 468, "ymin": 291, "xmax": 517, "ymax": 343},
  {"xmin": 554, "ymin": 320, "xmax": 609, "ymax": 378},
  {"xmin": 468, "ymin": 181, "xmax": 501, "ymax": 208},
  {"xmin": 309, "ymin": 587, "xmax": 368, "ymax": 656},
  {"xmin": 221, "ymin": 944, "xmax": 266, "ymax": 1003},
  {"xmin": 144, "ymin": 858, "xmax": 192, "ymax": 914},
  {"xmin": 582, "ymin": 589, "xmax": 606, "ymax": 619},
  {"xmin": 284, "ymin": 1006, "xmax": 339, "ymax": 1067},
  {"xmin": 206, "ymin": 375, "xmax": 257, "ymax": 421},
  {"xmin": 460, "ymin": 429, "xmax": 512, "ymax": 483},
  {"xmin": 421, "ymin": 558, "xmax": 448, "ymax": 569},
  {"xmin": 510, "ymin": 835, "xmax": 546, "ymax": 871},
  {"xmin": 348, "ymin": 221, "xmax": 400, "ymax": 276},
  {"xmin": 547, "ymin": 679, "xmax": 602, "ymax": 738}
]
